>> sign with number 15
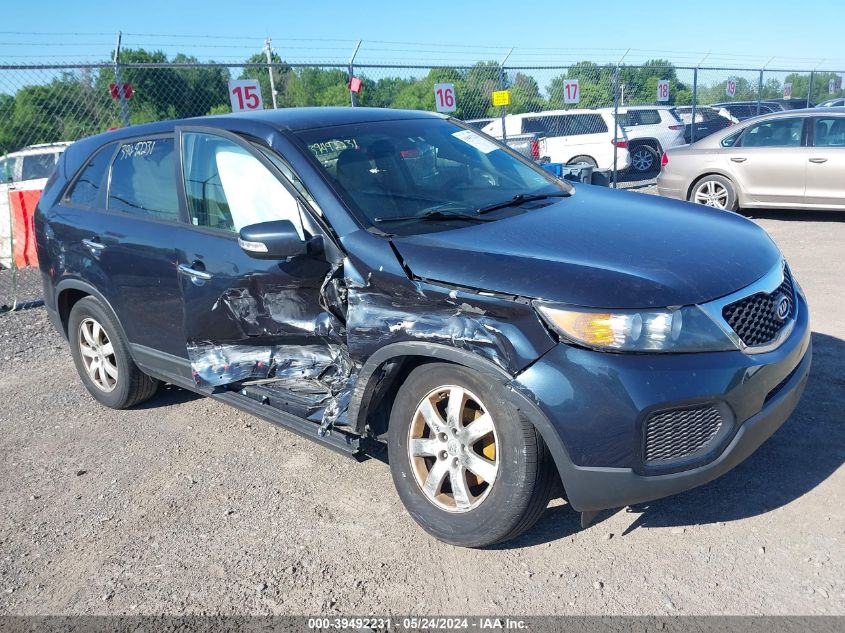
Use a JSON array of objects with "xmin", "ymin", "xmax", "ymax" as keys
[{"xmin": 228, "ymin": 80, "xmax": 263, "ymax": 112}]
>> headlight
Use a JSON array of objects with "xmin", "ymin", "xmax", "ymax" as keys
[{"xmin": 534, "ymin": 302, "xmax": 737, "ymax": 353}]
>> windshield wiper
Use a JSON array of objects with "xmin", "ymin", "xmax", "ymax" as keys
[
  {"xmin": 374, "ymin": 210, "xmax": 494, "ymax": 224},
  {"xmin": 475, "ymin": 191, "xmax": 571, "ymax": 215}
]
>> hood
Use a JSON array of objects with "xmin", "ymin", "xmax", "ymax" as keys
[{"xmin": 390, "ymin": 186, "xmax": 781, "ymax": 309}]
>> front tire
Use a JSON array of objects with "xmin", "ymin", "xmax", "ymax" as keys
[
  {"xmin": 388, "ymin": 363, "xmax": 556, "ymax": 547},
  {"xmin": 68, "ymin": 297, "xmax": 159, "ymax": 409},
  {"xmin": 689, "ymin": 174, "xmax": 738, "ymax": 210}
]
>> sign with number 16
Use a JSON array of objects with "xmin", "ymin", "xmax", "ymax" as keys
[{"xmin": 434, "ymin": 83, "xmax": 457, "ymax": 113}]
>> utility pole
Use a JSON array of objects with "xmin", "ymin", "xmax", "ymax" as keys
[
  {"xmin": 348, "ymin": 40, "xmax": 362, "ymax": 107},
  {"xmin": 113, "ymin": 31, "xmax": 130, "ymax": 127},
  {"xmin": 265, "ymin": 37, "xmax": 278, "ymax": 109}
]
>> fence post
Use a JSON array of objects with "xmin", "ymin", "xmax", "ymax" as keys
[
  {"xmin": 264, "ymin": 38, "xmax": 278, "ymax": 109},
  {"xmin": 690, "ymin": 67, "xmax": 698, "ymax": 144},
  {"xmin": 612, "ymin": 65, "xmax": 619, "ymax": 188},
  {"xmin": 113, "ymin": 31, "xmax": 130, "ymax": 128},
  {"xmin": 348, "ymin": 40, "xmax": 362, "ymax": 107},
  {"xmin": 757, "ymin": 69, "xmax": 764, "ymax": 115},
  {"xmin": 807, "ymin": 71, "xmax": 815, "ymax": 107},
  {"xmin": 499, "ymin": 48, "xmax": 513, "ymax": 144}
]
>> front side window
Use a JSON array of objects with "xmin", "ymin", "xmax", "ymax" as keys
[
  {"xmin": 813, "ymin": 117, "xmax": 845, "ymax": 147},
  {"xmin": 66, "ymin": 144, "xmax": 115, "ymax": 207},
  {"xmin": 0, "ymin": 158, "xmax": 10, "ymax": 183},
  {"xmin": 21, "ymin": 152, "xmax": 59, "ymax": 181},
  {"xmin": 741, "ymin": 118, "xmax": 805, "ymax": 147},
  {"xmin": 295, "ymin": 117, "xmax": 568, "ymax": 236},
  {"xmin": 182, "ymin": 132, "xmax": 304, "ymax": 237},
  {"xmin": 108, "ymin": 138, "xmax": 179, "ymax": 221}
]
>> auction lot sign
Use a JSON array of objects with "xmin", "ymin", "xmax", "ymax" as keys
[{"xmin": 228, "ymin": 79, "xmax": 263, "ymax": 112}]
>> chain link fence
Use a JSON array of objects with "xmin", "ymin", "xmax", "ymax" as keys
[{"xmin": 2, "ymin": 57, "xmax": 845, "ymax": 305}]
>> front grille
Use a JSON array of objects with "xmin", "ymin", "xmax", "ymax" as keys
[
  {"xmin": 644, "ymin": 405, "xmax": 724, "ymax": 463},
  {"xmin": 722, "ymin": 266, "xmax": 795, "ymax": 348}
]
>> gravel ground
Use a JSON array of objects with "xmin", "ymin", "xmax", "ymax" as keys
[{"xmin": 0, "ymin": 207, "xmax": 842, "ymax": 616}]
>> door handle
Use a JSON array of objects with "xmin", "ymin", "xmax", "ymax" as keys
[
  {"xmin": 730, "ymin": 157, "xmax": 747, "ymax": 163},
  {"xmin": 178, "ymin": 263, "xmax": 212, "ymax": 281},
  {"xmin": 809, "ymin": 157, "xmax": 828, "ymax": 164},
  {"xmin": 81, "ymin": 238, "xmax": 105, "ymax": 252}
]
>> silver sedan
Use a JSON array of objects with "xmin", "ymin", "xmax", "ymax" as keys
[{"xmin": 657, "ymin": 108, "xmax": 845, "ymax": 211}]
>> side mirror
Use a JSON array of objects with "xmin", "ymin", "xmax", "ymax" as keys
[{"xmin": 238, "ymin": 220, "xmax": 318, "ymax": 260}]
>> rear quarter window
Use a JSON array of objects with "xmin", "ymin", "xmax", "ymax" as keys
[
  {"xmin": 65, "ymin": 144, "xmax": 115, "ymax": 207},
  {"xmin": 21, "ymin": 152, "xmax": 59, "ymax": 181}
]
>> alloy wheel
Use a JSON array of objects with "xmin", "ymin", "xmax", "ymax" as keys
[
  {"xmin": 78, "ymin": 317, "xmax": 119, "ymax": 392},
  {"xmin": 631, "ymin": 148, "xmax": 656, "ymax": 172},
  {"xmin": 693, "ymin": 180, "xmax": 730, "ymax": 208},
  {"xmin": 407, "ymin": 385, "xmax": 499, "ymax": 513}
]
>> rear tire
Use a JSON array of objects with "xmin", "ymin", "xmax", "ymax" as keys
[
  {"xmin": 689, "ymin": 174, "xmax": 738, "ymax": 211},
  {"xmin": 387, "ymin": 363, "xmax": 556, "ymax": 548},
  {"xmin": 68, "ymin": 297, "xmax": 159, "ymax": 409},
  {"xmin": 629, "ymin": 144, "xmax": 659, "ymax": 173}
]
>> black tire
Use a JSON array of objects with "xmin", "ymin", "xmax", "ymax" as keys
[
  {"xmin": 566, "ymin": 155, "xmax": 598, "ymax": 168},
  {"xmin": 67, "ymin": 296, "xmax": 159, "ymax": 409},
  {"xmin": 688, "ymin": 174, "xmax": 739, "ymax": 211},
  {"xmin": 387, "ymin": 363, "xmax": 556, "ymax": 548},
  {"xmin": 629, "ymin": 144, "xmax": 659, "ymax": 173}
]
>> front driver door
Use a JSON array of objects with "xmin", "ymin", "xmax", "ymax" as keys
[{"xmin": 175, "ymin": 127, "xmax": 348, "ymax": 419}]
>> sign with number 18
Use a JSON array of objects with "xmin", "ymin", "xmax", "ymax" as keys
[{"xmin": 657, "ymin": 80, "xmax": 670, "ymax": 102}]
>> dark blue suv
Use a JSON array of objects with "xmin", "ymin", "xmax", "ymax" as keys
[{"xmin": 35, "ymin": 108, "xmax": 811, "ymax": 547}]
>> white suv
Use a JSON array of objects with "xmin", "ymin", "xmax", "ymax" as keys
[
  {"xmin": 597, "ymin": 106, "xmax": 686, "ymax": 174},
  {"xmin": 481, "ymin": 110, "xmax": 630, "ymax": 171}
]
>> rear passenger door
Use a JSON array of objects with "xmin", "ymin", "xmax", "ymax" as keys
[
  {"xmin": 174, "ymin": 127, "xmax": 342, "ymax": 393},
  {"xmin": 804, "ymin": 116, "xmax": 845, "ymax": 209},
  {"xmin": 52, "ymin": 135, "xmax": 187, "ymax": 361}
]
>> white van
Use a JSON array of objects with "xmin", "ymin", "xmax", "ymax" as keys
[{"xmin": 482, "ymin": 110, "xmax": 630, "ymax": 171}]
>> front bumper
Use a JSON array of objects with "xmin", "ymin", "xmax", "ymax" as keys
[{"xmin": 509, "ymin": 292, "xmax": 811, "ymax": 512}]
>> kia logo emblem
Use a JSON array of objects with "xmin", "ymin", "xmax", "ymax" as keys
[{"xmin": 775, "ymin": 295, "xmax": 790, "ymax": 321}]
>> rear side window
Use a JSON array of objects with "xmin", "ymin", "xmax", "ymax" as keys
[
  {"xmin": 568, "ymin": 114, "xmax": 608, "ymax": 135},
  {"xmin": 813, "ymin": 117, "xmax": 845, "ymax": 147},
  {"xmin": 66, "ymin": 145, "xmax": 114, "ymax": 207},
  {"xmin": 107, "ymin": 138, "xmax": 179, "ymax": 221},
  {"xmin": 626, "ymin": 110, "xmax": 661, "ymax": 126},
  {"xmin": 21, "ymin": 152, "xmax": 59, "ymax": 181}
]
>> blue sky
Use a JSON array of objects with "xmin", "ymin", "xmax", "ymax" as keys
[{"xmin": 2, "ymin": 0, "xmax": 844, "ymax": 70}]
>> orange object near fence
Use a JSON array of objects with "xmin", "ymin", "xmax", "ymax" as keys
[{"xmin": 10, "ymin": 189, "xmax": 41, "ymax": 268}]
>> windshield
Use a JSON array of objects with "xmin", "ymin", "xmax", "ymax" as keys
[{"xmin": 294, "ymin": 117, "xmax": 571, "ymax": 235}]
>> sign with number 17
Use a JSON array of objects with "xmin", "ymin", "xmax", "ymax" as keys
[{"xmin": 563, "ymin": 79, "xmax": 580, "ymax": 104}]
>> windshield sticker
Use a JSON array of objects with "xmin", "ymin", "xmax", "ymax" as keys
[
  {"xmin": 118, "ymin": 140, "xmax": 156, "ymax": 160},
  {"xmin": 451, "ymin": 130, "xmax": 499, "ymax": 154},
  {"xmin": 308, "ymin": 139, "xmax": 357, "ymax": 158}
]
